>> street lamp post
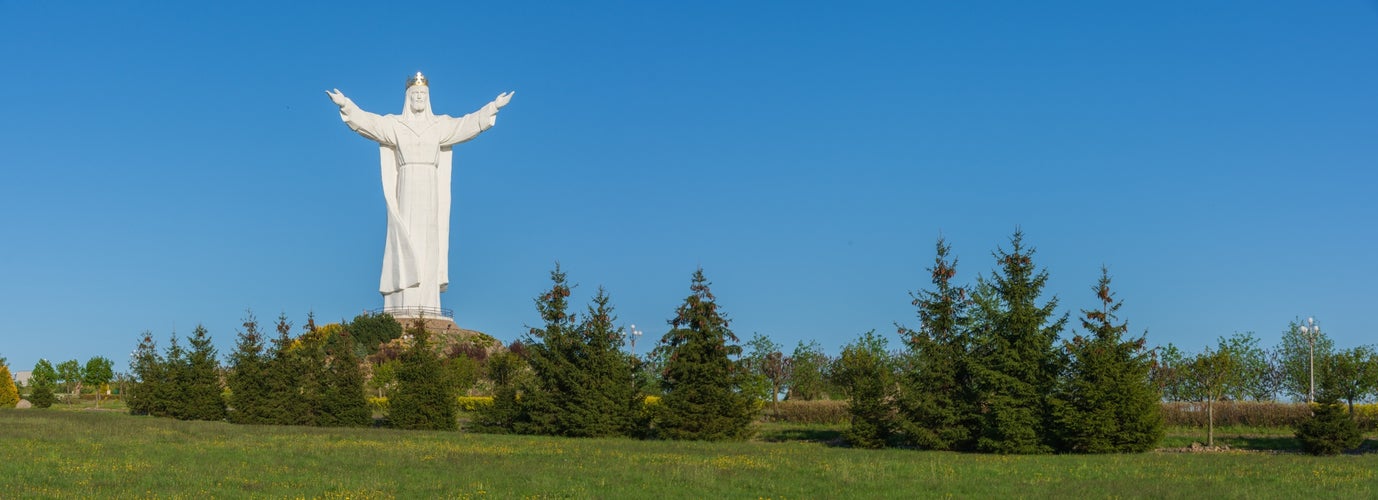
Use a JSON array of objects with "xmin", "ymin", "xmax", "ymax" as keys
[
  {"xmin": 628, "ymin": 323, "xmax": 644, "ymax": 392},
  {"xmin": 628, "ymin": 323, "xmax": 644, "ymax": 357},
  {"xmin": 1300, "ymin": 317, "xmax": 1320, "ymax": 403}
]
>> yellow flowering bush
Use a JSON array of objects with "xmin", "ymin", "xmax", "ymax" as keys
[
  {"xmin": 457, "ymin": 396, "xmax": 494, "ymax": 412},
  {"xmin": 1349, "ymin": 403, "xmax": 1378, "ymax": 429},
  {"xmin": 367, "ymin": 397, "xmax": 389, "ymax": 412}
]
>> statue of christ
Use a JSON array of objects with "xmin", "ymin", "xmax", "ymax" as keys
[{"xmin": 327, "ymin": 72, "xmax": 513, "ymax": 318}]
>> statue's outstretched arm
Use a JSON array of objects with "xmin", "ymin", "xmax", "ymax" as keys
[{"xmin": 328, "ymin": 89, "xmax": 392, "ymax": 145}]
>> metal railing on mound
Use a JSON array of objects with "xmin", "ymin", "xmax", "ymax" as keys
[{"xmin": 368, "ymin": 306, "xmax": 454, "ymax": 319}]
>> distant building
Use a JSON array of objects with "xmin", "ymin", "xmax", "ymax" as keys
[{"xmin": 13, "ymin": 371, "xmax": 31, "ymax": 386}]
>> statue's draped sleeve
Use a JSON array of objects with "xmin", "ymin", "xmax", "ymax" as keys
[
  {"xmin": 437, "ymin": 102, "xmax": 500, "ymax": 147},
  {"xmin": 338, "ymin": 101, "xmax": 396, "ymax": 146}
]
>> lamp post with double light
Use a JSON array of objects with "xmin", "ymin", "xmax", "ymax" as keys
[
  {"xmin": 628, "ymin": 323, "xmax": 643, "ymax": 358},
  {"xmin": 1300, "ymin": 317, "xmax": 1321, "ymax": 403}
]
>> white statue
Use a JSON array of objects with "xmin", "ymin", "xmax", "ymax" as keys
[{"xmin": 327, "ymin": 72, "xmax": 513, "ymax": 318}]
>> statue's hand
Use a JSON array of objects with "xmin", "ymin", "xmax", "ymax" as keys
[
  {"xmin": 326, "ymin": 88, "xmax": 351, "ymax": 108},
  {"xmin": 494, "ymin": 91, "xmax": 514, "ymax": 110}
]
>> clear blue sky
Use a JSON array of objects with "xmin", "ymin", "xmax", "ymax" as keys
[{"xmin": 2, "ymin": 1, "xmax": 1375, "ymax": 373}]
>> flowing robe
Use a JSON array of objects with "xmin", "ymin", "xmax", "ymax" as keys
[{"xmin": 337, "ymin": 99, "xmax": 499, "ymax": 314}]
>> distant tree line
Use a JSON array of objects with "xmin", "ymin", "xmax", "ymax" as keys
[
  {"xmin": 15, "ymin": 355, "xmax": 114, "ymax": 409},
  {"xmin": 1153, "ymin": 327, "xmax": 1378, "ymax": 409},
  {"xmin": 1151, "ymin": 323, "xmax": 1377, "ymax": 452}
]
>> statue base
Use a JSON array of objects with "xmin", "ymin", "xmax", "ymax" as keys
[
  {"xmin": 394, "ymin": 316, "xmax": 462, "ymax": 335},
  {"xmin": 391, "ymin": 315, "xmax": 502, "ymax": 352}
]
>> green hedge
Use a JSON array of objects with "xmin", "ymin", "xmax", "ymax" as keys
[
  {"xmin": 758, "ymin": 400, "xmax": 849, "ymax": 425},
  {"xmin": 1162, "ymin": 402, "xmax": 1378, "ymax": 430}
]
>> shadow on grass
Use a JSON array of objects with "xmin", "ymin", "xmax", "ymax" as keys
[
  {"xmin": 1350, "ymin": 438, "xmax": 1378, "ymax": 455},
  {"xmin": 1160, "ymin": 435, "xmax": 1378, "ymax": 454},
  {"xmin": 1160, "ymin": 434, "xmax": 1299, "ymax": 451},
  {"xmin": 756, "ymin": 427, "xmax": 844, "ymax": 444}
]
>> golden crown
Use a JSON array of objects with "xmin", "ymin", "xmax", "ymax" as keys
[{"xmin": 406, "ymin": 71, "xmax": 429, "ymax": 89}]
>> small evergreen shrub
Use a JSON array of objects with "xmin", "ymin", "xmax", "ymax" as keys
[{"xmin": 1295, "ymin": 399, "xmax": 1363, "ymax": 456}]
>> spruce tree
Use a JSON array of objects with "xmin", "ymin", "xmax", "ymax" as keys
[
  {"xmin": 573, "ymin": 287, "xmax": 639, "ymax": 436},
  {"xmin": 159, "ymin": 333, "xmax": 188, "ymax": 418},
  {"xmin": 227, "ymin": 311, "xmax": 273, "ymax": 424},
  {"xmin": 656, "ymin": 268, "xmax": 756, "ymax": 440},
  {"xmin": 180, "ymin": 325, "xmax": 227, "ymax": 421},
  {"xmin": 265, "ymin": 314, "xmax": 310, "ymax": 425},
  {"xmin": 28, "ymin": 359, "xmax": 58, "ymax": 408},
  {"xmin": 1296, "ymin": 393, "xmax": 1363, "ymax": 455},
  {"xmin": 318, "ymin": 328, "xmax": 371, "ymax": 427},
  {"xmin": 127, "ymin": 331, "xmax": 163, "ymax": 416},
  {"xmin": 896, "ymin": 237, "xmax": 976, "ymax": 451},
  {"xmin": 0, "ymin": 364, "xmax": 18, "ymax": 408},
  {"xmin": 290, "ymin": 317, "xmax": 328, "ymax": 426},
  {"xmin": 1050, "ymin": 268, "xmax": 1163, "ymax": 453},
  {"xmin": 969, "ymin": 230, "xmax": 1067, "ymax": 454},
  {"xmin": 520, "ymin": 266, "xmax": 639, "ymax": 437},
  {"xmin": 390, "ymin": 321, "xmax": 456, "ymax": 430},
  {"xmin": 516, "ymin": 264, "xmax": 581, "ymax": 435}
]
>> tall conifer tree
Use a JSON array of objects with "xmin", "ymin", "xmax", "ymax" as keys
[
  {"xmin": 573, "ymin": 287, "xmax": 639, "ymax": 436},
  {"xmin": 158, "ymin": 333, "xmax": 188, "ymax": 418},
  {"xmin": 180, "ymin": 325, "xmax": 227, "ymax": 421},
  {"xmin": 127, "ymin": 331, "xmax": 163, "ymax": 416},
  {"xmin": 390, "ymin": 321, "xmax": 456, "ymax": 430},
  {"xmin": 521, "ymin": 265, "xmax": 639, "ymax": 437},
  {"xmin": 265, "ymin": 314, "xmax": 310, "ymax": 425},
  {"xmin": 318, "ymin": 329, "xmax": 371, "ymax": 427},
  {"xmin": 1050, "ymin": 268, "xmax": 1163, "ymax": 453},
  {"xmin": 517, "ymin": 265, "xmax": 581, "ymax": 435},
  {"xmin": 656, "ymin": 268, "xmax": 756, "ymax": 440},
  {"xmin": 897, "ymin": 237, "xmax": 976, "ymax": 450},
  {"xmin": 227, "ymin": 311, "xmax": 273, "ymax": 424},
  {"xmin": 970, "ymin": 230, "xmax": 1067, "ymax": 454}
]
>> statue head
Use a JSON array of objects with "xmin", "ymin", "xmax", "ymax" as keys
[
  {"xmin": 404, "ymin": 71, "xmax": 432, "ymax": 117},
  {"xmin": 407, "ymin": 85, "xmax": 430, "ymax": 113}
]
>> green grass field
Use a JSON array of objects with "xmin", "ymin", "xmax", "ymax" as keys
[{"xmin": 2, "ymin": 409, "xmax": 1375, "ymax": 498}]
